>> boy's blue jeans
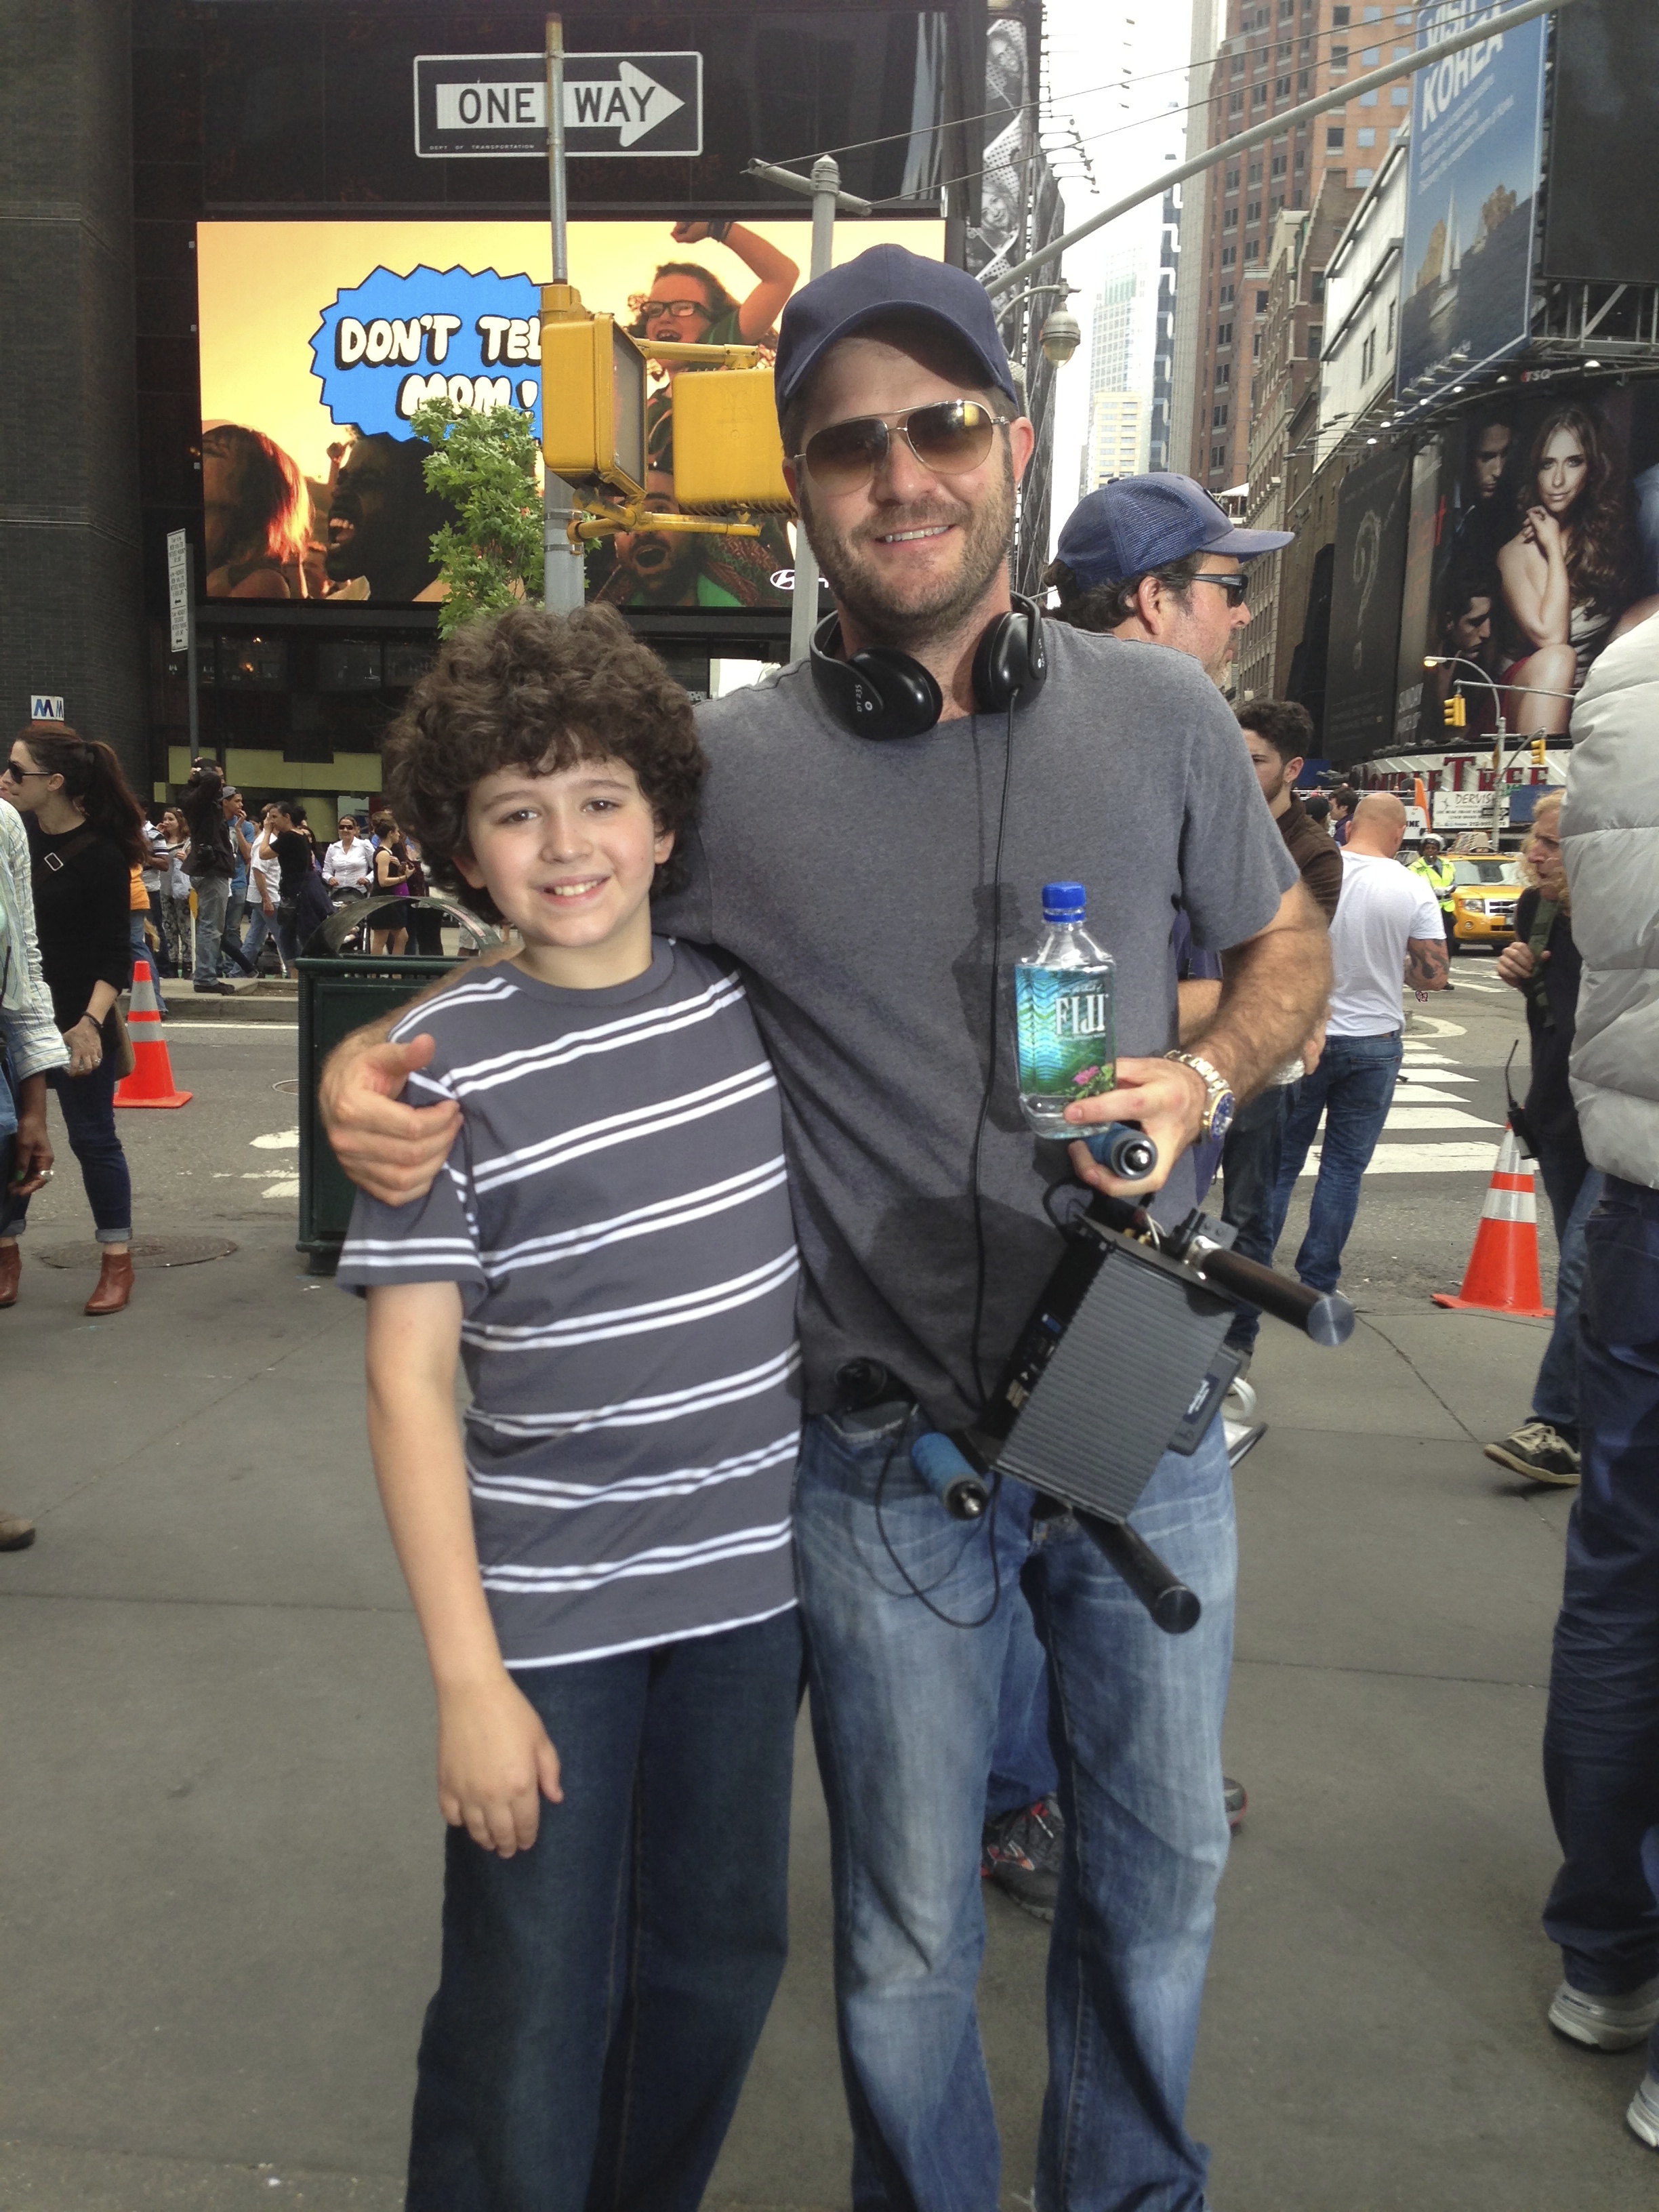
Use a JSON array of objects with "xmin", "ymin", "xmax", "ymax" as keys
[
  {"xmin": 1270, "ymin": 1031, "xmax": 1404, "ymax": 1291},
  {"xmin": 796, "ymin": 1404, "xmax": 1235, "ymax": 2212},
  {"xmin": 406, "ymin": 1607, "xmax": 802, "ymax": 2212}
]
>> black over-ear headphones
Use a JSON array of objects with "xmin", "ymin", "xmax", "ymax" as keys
[{"xmin": 809, "ymin": 593, "xmax": 1048, "ymax": 739}]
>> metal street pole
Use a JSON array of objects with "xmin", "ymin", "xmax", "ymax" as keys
[
  {"xmin": 983, "ymin": 0, "xmax": 1579, "ymax": 304},
  {"xmin": 787, "ymin": 155, "xmax": 842, "ymax": 666},
  {"xmin": 543, "ymin": 14, "xmax": 585, "ymax": 615},
  {"xmin": 186, "ymin": 550, "xmax": 199, "ymax": 762}
]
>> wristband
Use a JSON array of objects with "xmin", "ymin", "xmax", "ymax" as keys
[{"xmin": 707, "ymin": 218, "xmax": 733, "ymax": 243}]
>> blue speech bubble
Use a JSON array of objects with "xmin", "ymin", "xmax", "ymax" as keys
[{"xmin": 309, "ymin": 264, "xmax": 544, "ymax": 441}]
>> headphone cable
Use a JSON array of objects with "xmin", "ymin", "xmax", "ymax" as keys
[{"xmin": 967, "ymin": 693, "xmax": 1018, "ymax": 1406}]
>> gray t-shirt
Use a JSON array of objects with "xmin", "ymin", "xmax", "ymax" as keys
[
  {"xmin": 657, "ymin": 619, "xmax": 1298, "ymax": 1431},
  {"xmin": 337, "ymin": 941, "xmax": 801, "ymax": 1668}
]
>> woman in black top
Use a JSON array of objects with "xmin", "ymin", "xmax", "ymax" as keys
[
  {"xmin": 369, "ymin": 811, "xmax": 412, "ymax": 957},
  {"xmin": 270, "ymin": 802, "xmax": 331, "ymax": 966},
  {"xmin": 1486, "ymin": 791, "xmax": 1603, "ymax": 1485},
  {"xmin": 0, "ymin": 724, "xmax": 147, "ymax": 1315}
]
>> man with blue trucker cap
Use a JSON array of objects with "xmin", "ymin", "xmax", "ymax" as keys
[
  {"xmin": 319, "ymin": 244, "xmax": 1331, "ymax": 2210},
  {"xmin": 1048, "ymin": 474, "xmax": 1292, "ymax": 689}
]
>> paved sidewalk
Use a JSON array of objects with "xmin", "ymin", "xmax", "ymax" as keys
[{"xmin": 3, "ymin": 1210, "xmax": 1653, "ymax": 2209}]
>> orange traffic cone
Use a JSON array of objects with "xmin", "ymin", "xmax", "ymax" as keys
[
  {"xmin": 1431, "ymin": 1127, "xmax": 1553, "ymax": 1317},
  {"xmin": 114, "ymin": 958, "xmax": 192, "ymax": 1109}
]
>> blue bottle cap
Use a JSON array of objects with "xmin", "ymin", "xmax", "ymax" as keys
[{"xmin": 1042, "ymin": 880, "xmax": 1087, "ymax": 922}]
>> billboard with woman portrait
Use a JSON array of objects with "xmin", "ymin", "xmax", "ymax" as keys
[{"xmin": 1398, "ymin": 379, "xmax": 1659, "ymax": 750}]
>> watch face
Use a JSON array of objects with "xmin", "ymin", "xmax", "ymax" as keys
[{"xmin": 1209, "ymin": 1091, "xmax": 1237, "ymax": 1142}]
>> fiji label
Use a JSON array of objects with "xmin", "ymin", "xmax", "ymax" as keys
[{"xmin": 1015, "ymin": 966, "xmax": 1117, "ymax": 1099}]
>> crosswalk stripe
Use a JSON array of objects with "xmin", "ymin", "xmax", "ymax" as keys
[
  {"xmin": 1383, "ymin": 1106, "xmax": 1500, "ymax": 1130},
  {"xmin": 1300, "ymin": 1141, "xmax": 1500, "ymax": 1176}
]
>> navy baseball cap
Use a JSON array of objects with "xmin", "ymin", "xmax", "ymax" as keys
[
  {"xmin": 1057, "ymin": 475, "xmax": 1292, "ymax": 585},
  {"xmin": 773, "ymin": 245, "xmax": 1019, "ymax": 423}
]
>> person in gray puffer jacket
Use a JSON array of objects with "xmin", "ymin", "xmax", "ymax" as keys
[{"xmin": 1538, "ymin": 607, "xmax": 1659, "ymax": 2152}]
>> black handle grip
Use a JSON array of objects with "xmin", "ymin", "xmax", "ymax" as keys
[
  {"xmin": 1189, "ymin": 1243, "xmax": 1354, "ymax": 1346},
  {"xmin": 1083, "ymin": 1121, "xmax": 1160, "ymax": 1181},
  {"xmin": 1075, "ymin": 1511, "xmax": 1202, "ymax": 1634}
]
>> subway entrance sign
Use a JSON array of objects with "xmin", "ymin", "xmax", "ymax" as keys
[{"xmin": 413, "ymin": 52, "xmax": 702, "ymax": 159}]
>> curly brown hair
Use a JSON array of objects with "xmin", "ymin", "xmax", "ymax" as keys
[{"xmin": 381, "ymin": 603, "xmax": 705, "ymax": 924}]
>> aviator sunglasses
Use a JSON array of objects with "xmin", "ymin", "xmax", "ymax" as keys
[{"xmin": 794, "ymin": 399, "xmax": 1004, "ymax": 495}]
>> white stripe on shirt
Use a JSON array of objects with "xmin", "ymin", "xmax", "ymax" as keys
[
  {"xmin": 481, "ymin": 1517, "xmax": 794, "ymax": 1593},
  {"xmin": 464, "ymin": 1249, "xmax": 799, "ymax": 1352},
  {"xmin": 472, "ymin": 1064, "xmax": 777, "ymax": 1194},
  {"xmin": 466, "ymin": 1346, "xmax": 800, "ymax": 1440},
  {"xmin": 469, "ymin": 1431, "xmax": 800, "ymax": 1509}
]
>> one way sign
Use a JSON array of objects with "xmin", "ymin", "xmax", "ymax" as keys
[{"xmin": 413, "ymin": 52, "xmax": 703, "ymax": 159}]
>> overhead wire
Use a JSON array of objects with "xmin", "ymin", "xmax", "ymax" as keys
[{"xmin": 761, "ymin": 16, "xmax": 1390, "ymax": 175}]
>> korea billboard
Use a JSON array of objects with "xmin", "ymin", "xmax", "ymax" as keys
[
  {"xmin": 194, "ymin": 216, "xmax": 943, "ymax": 610},
  {"xmin": 1395, "ymin": 1, "xmax": 1547, "ymax": 402}
]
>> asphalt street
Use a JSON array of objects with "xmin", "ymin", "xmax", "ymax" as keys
[{"xmin": 7, "ymin": 975, "xmax": 1652, "ymax": 2211}]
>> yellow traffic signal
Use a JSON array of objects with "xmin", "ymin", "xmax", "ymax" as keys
[
  {"xmin": 672, "ymin": 367, "xmax": 793, "ymax": 514},
  {"xmin": 1443, "ymin": 693, "xmax": 1467, "ymax": 728},
  {"xmin": 1530, "ymin": 736, "xmax": 1548, "ymax": 766},
  {"xmin": 539, "ymin": 306, "xmax": 648, "ymax": 501}
]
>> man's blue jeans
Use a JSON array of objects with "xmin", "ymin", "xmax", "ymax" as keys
[
  {"xmin": 1542, "ymin": 1179, "xmax": 1659, "ymax": 2024},
  {"xmin": 1269, "ymin": 1032, "xmax": 1404, "ymax": 1292},
  {"xmin": 1220, "ymin": 1081, "xmax": 1293, "ymax": 1353},
  {"xmin": 406, "ymin": 1609, "xmax": 802, "ymax": 2212},
  {"xmin": 986, "ymin": 1586, "xmax": 1059, "ymax": 1821},
  {"xmin": 796, "ymin": 1405, "xmax": 1235, "ymax": 2212},
  {"xmin": 1531, "ymin": 1138, "xmax": 1603, "ymax": 1437}
]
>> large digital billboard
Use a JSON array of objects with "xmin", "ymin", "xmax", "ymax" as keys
[
  {"xmin": 1395, "ymin": 1, "xmax": 1547, "ymax": 401},
  {"xmin": 196, "ymin": 216, "xmax": 944, "ymax": 609},
  {"xmin": 1541, "ymin": 0, "xmax": 1659, "ymax": 287}
]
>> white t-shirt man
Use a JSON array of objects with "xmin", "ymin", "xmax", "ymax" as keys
[{"xmin": 1327, "ymin": 851, "xmax": 1445, "ymax": 1035}]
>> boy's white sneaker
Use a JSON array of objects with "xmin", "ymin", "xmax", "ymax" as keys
[{"xmin": 1548, "ymin": 1974, "xmax": 1659, "ymax": 2051}]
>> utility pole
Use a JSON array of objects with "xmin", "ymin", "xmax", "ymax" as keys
[
  {"xmin": 745, "ymin": 157, "xmax": 871, "ymax": 662},
  {"xmin": 785, "ymin": 156, "xmax": 844, "ymax": 665},
  {"xmin": 542, "ymin": 15, "xmax": 586, "ymax": 615}
]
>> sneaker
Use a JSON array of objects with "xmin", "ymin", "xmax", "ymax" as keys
[
  {"xmin": 1224, "ymin": 1776, "xmax": 1247, "ymax": 1830},
  {"xmin": 1628, "ymin": 2075, "xmax": 1659, "ymax": 2148},
  {"xmin": 1484, "ymin": 1420, "xmax": 1581, "ymax": 1486},
  {"xmin": 982, "ymin": 1798, "xmax": 1065, "ymax": 1922},
  {"xmin": 1224, "ymin": 1414, "xmax": 1267, "ymax": 1467},
  {"xmin": 1548, "ymin": 1974, "xmax": 1659, "ymax": 2051},
  {"xmin": 192, "ymin": 979, "xmax": 233, "ymax": 996}
]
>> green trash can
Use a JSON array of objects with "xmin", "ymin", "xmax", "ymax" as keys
[{"xmin": 295, "ymin": 897, "xmax": 503, "ymax": 1274}]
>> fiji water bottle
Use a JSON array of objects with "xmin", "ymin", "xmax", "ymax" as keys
[{"xmin": 1015, "ymin": 882, "xmax": 1118, "ymax": 1139}]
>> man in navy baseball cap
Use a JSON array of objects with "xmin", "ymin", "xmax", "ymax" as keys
[
  {"xmin": 773, "ymin": 242, "xmax": 1021, "ymax": 422},
  {"xmin": 1046, "ymin": 474, "xmax": 1293, "ymax": 687}
]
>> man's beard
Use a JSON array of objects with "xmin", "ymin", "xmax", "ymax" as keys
[{"xmin": 799, "ymin": 446, "xmax": 1017, "ymax": 653}]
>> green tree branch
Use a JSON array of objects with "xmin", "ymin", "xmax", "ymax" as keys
[{"xmin": 409, "ymin": 398, "xmax": 547, "ymax": 636}]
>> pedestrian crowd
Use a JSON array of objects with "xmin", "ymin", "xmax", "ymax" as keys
[{"xmin": 5, "ymin": 244, "xmax": 1658, "ymax": 2205}]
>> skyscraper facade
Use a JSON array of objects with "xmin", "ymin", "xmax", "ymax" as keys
[{"xmin": 1177, "ymin": 0, "xmax": 1416, "ymax": 490}]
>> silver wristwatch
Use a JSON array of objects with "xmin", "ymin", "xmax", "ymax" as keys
[{"xmin": 1165, "ymin": 1051, "xmax": 1237, "ymax": 1143}]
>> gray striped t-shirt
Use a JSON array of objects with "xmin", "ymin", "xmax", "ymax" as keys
[{"xmin": 337, "ymin": 939, "xmax": 801, "ymax": 1669}]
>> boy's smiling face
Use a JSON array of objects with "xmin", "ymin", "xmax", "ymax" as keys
[{"xmin": 457, "ymin": 754, "xmax": 672, "ymax": 989}]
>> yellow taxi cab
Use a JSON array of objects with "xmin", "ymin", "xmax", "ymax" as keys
[{"xmin": 1448, "ymin": 856, "xmax": 1525, "ymax": 949}]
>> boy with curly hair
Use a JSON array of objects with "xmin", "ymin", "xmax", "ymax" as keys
[{"xmin": 336, "ymin": 602, "xmax": 802, "ymax": 2210}]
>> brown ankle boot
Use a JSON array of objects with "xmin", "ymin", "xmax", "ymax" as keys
[
  {"xmin": 85, "ymin": 1249, "xmax": 136, "ymax": 1315},
  {"xmin": 0, "ymin": 1244, "xmax": 18, "ymax": 1309}
]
